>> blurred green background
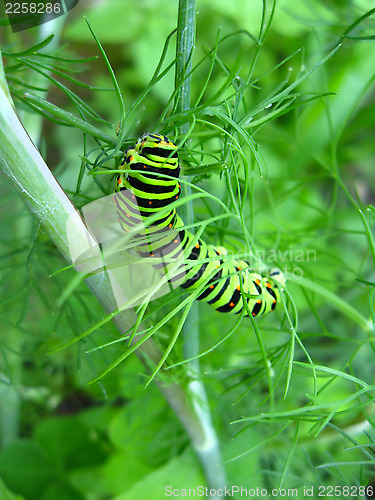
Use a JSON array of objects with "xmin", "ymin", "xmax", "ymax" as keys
[{"xmin": 1, "ymin": 0, "xmax": 375, "ymax": 499}]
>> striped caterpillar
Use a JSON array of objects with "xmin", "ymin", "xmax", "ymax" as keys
[{"xmin": 113, "ymin": 134, "xmax": 285, "ymax": 317}]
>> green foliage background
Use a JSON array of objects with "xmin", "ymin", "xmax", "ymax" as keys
[{"xmin": 1, "ymin": 0, "xmax": 375, "ymax": 499}]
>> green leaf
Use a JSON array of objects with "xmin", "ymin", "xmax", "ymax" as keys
[
  {"xmin": 35, "ymin": 416, "xmax": 109, "ymax": 471},
  {"xmin": 0, "ymin": 476, "xmax": 24, "ymax": 500},
  {"xmin": 2, "ymin": 35, "xmax": 54, "ymax": 57},
  {"xmin": 0, "ymin": 440, "xmax": 56, "ymax": 500},
  {"xmin": 112, "ymin": 449, "xmax": 203, "ymax": 500},
  {"xmin": 41, "ymin": 480, "xmax": 85, "ymax": 500},
  {"xmin": 290, "ymin": 276, "xmax": 371, "ymax": 331}
]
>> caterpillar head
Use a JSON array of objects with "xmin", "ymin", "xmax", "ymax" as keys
[
  {"xmin": 269, "ymin": 268, "xmax": 286, "ymax": 287},
  {"xmin": 135, "ymin": 134, "xmax": 178, "ymax": 160}
]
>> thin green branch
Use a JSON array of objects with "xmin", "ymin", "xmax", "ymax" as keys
[
  {"xmin": 174, "ymin": 0, "xmax": 226, "ymax": 494},
  {"xmin": 21, "ymin": 92, "xmax": 114, "ymax": 143}
]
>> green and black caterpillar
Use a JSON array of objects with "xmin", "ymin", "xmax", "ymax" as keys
[{"xmin": 113, "ymin": 133, "xmax": 285, "ymax": 317}]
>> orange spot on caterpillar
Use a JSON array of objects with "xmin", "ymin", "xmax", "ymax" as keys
[
  {"xmin": 175, "ymin": 196, "xmax": 178, "ymax": 199},
  {"xmin": 117, "ymin": 178, "xmax": 121, "ymax": 185},
  {"xmin": 209, "ymin": 285, "xmax": 214, "ymax": 289},
  {"xmin": 236, "ymin": 286, "xmax": 240, "ymax": 291},
  {"xmin": 174, "ymin": 239, "xmax": 178, "ymax": 243},
  {"xmin": 150, "ymin": 253, "xmax": 154, "ymax": 257},
  {"xmin": 252, "ymin": 312, "xmax": 256, "ymax": 316},
  {"xmin": 149, "ymin": 201, "xmax": 152, "ymax": 205},
  {"xmin": 126, "ymin": 214, "xmax": 130, "ymax": 218},
  {"xmin": 195, "ymin": 244, "xmax": 200, "ymax": 248},
  {"xmin": 255, "ymin": 279, "xmax": 261, "ymax": 285},
  {"xmin": 266, "ymin": 283, "xmax": 271, "ymax": 288},
  {"xmin": 130, "ymin": 156, "xmax": 134, "ymax": 161},
  {"xmin": 230, "ymin": 302, "xmax": 234, "ymax": 307},
  {"xmin": 168, "ymin": 223, "xmax": 173, "ymax": 228},
  {"xmin": 257, "ymin": 299, "xmax": 262, "ymax": 304},
  {"xmin": 132, "ymin": 195, "xmax": 135, "ymax": 199},
  {"xmin": 273, "ymin": 300, "xmax": 276, "ymax": 304}
]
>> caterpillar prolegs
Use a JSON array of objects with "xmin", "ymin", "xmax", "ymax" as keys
[{"xmin": 114, "ymin": 134, "xmax": 285, "ymax": 318}]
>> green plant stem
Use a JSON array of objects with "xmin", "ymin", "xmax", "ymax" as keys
[
  {"xmin": 0, "ymin": 78, "xmax": 218, "ymax": 463},
  {"xmin": 176, "ymin": 0, "xmax": 198, "ymax": 366},
  {"xmin": 175, "ymin": 0, "xmax": 226, "ymax": 493},
  {"xmin": 175, "ymin": 0, "xmax": 195, "ymax": 119}
]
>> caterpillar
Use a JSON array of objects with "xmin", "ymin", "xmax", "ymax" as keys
[{"xmin": 113, "ymin": 133, "xmax": 285, "ymax": 317}]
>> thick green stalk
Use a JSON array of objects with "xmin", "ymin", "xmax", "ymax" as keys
[
  {"xmin": 175, "ymin": 0, "xmax": 227, "ymax": 493},
  {"xmin": 175, "ymin": 0, "xmax": 196, "ymax": 122},
  {"xmin": 176, "ymin": 0, "xmax": 198, "ymax": 362},
  {"xmin": 0, "ymin": 72, "xmax": 218, "ymax": 463}
]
